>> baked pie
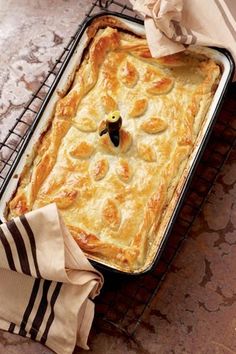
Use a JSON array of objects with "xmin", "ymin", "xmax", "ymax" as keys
[{"xmin": 7, "ymin": 17, "xmax": 221, "ymax": 272}]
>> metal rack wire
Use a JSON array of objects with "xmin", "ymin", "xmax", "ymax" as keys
[{"xmin": 0, "ymin": 0, "xmax": 235, "ymax": 338}]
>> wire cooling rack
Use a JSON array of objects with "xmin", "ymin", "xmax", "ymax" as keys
[{"xmin": 0, "ymin": 0, "xmax": 236, "ymax": 338}]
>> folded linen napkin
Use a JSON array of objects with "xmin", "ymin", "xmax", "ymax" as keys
[
  {"xmin": 0, "ymin": 203, "xmax": 103, "ymax": 354},
  {"xmin": 129, "ymin": 0, "xmax": 236, "ymax": 81}
]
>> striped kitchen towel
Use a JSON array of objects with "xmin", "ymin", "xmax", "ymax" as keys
[
  {"xmin": 130, "ymin": 0, "xmax": 236, "ymax": 80},
  {"xmin": 0, "ymin": 203, "xmax": 103, "ymax": 354}
]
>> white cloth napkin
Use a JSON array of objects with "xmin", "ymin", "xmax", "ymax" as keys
[
  {"xmin": 129, "ymin": 0, "xmax": 236, "ymax": 80},
  {"xmin": 0, "ymin": 203, "xmax": 103, "ymax": 354}
]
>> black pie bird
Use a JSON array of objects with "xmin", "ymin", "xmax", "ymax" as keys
[{"xmin": 100, "ymin": 110, "xmax": 122, "ymax": 147}]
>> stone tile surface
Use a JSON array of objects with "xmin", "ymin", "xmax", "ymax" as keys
[{"xmin": 0, "ymin": 1, "xmax": 236, "ymax": 354}]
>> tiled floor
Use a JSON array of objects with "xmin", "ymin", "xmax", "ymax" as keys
[{"xmin": 0, "ymin": 1, "xmax": 236, "ymax": 353}]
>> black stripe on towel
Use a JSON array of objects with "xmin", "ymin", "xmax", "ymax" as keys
[
  {"xmin": 7, "ymin": 219, "xmax": 31, "ymax": 275},
  {"xmin": 8, "ymin": 323, "xmax": 16, "ymax": 333},
  {"xmin": 185, "ymin": 27, "xmax": 197, "ymax": 45},
  {"xmin": 20, "ymin": 215, "xmax": 41, "ymax": 278},
  {"xmin": 0, "ymin": 227, "xmax": 17, "ymax": 271},
  {"xmin": 40, "ymin": 282, "xmax": 63, "ymax": 345},
  {"xmin": 29, "ymin": 280, "xmax": 52, "ymax": 340},
  {"xmin": 172, "ymin": 20, "xmax": 188, "ymax": 43},
  {"xmin": 19, "ymin": 278, "xmax": 41, "ymax": 337}
]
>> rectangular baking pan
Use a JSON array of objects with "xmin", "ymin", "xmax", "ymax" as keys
[{"xmin": 0, "ymin": 12, "xmax": 234, "ymax": 275}]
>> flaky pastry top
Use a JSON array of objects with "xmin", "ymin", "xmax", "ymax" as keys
[{"xmin": 7, "ymin": 20, "xmax": 220, "ymax": 272}]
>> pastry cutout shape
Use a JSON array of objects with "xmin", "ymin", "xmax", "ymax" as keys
[
  {"xmin": 119, "ymin": 60, "xmax": 139, "ymax": 88},
  {"xmin": 141, "ymin": 117, "xmax": 168, "ymax": 134},
  {"xmin": 129, "ymin": 98, "xmax": 148, "ymax": 118},
  {"xmin": 116, "ymin": 158, "xmax": 132, "ymax": 182},
  {"xmin": 101, "ymin": 94, "xmax": 117, "ymax": 113},
  {"xmin": 73, "ymin": 117, "xmax": 97, "ymax": 132},
  {"xmin": 91, "ymin": 158, "xmax": 109, "ymax": 181},
  {"xmin": 147, "ymin": 77, "xmax": 174, "ymax": 95},
  {"xmin": 70, "ymin": 141, "xmax": 94, "ymax": 159}
]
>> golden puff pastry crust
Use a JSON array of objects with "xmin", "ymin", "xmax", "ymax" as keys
[{"xmin": 7, "ymin": 17, "xmax": 221, "ymax": 272}]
